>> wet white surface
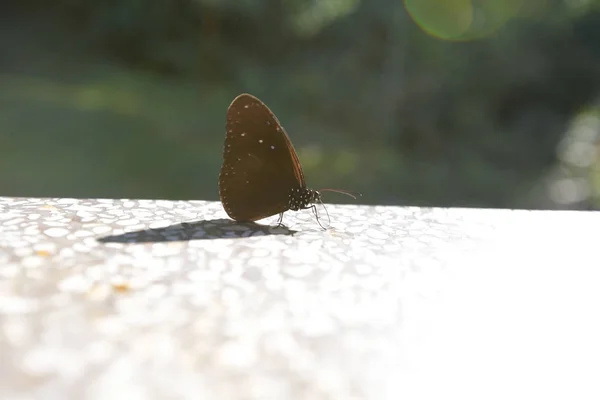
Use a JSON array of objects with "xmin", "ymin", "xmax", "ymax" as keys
[{"xmin": 0, "ymin": 197, "xmax": 599, "ymax": 400}]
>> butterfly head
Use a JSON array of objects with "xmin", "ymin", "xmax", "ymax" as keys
[{"xmin": 287, "ymin": 187, "xmax": 321, "ymax": 211}]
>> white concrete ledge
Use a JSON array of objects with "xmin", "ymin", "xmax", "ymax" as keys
[{"xmin": 1, "ymin": 197, "xmax": 599, "ymax": 399}]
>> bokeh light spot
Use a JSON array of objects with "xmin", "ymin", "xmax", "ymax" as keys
[{"xmin": 404, "ymin": 0, "xmax": 523, "ymax": 41}]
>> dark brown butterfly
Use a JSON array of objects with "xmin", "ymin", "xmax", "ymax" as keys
[{"xmin": 218, "ymin": 93, "xmax": 356, "ymax": 227}]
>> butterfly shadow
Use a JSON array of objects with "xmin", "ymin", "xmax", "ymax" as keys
[{"xmin": 96, "ymin": 218, "xmax": 297, "ymax": 244}]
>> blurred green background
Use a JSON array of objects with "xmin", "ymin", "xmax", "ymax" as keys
[{"xmin": 2, "ymin": 0, "xmax": 600, "ymax": 209}]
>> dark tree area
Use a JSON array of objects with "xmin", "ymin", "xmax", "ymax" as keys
[{"xmin": 1, "ymin": 0, "xmax": 600, "ymax": 209}]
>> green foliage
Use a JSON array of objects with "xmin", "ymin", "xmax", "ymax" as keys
[{"xmin": 2, "ymin": 0, "xmax": 600, "ymax": 209}]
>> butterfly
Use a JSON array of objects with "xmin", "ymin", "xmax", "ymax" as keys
[{"xmin": 218, "ymin": 93, "xmax": 357, "ymax": 227}]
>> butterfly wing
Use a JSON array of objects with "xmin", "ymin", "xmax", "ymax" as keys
[{"xmin": 219, "ymin": 93, "xmax": 306, "ymax": 222}]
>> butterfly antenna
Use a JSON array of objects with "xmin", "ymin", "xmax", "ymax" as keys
[{"xmin": 318, "ymin": 188, "xmax": 362, "ymax": 200}]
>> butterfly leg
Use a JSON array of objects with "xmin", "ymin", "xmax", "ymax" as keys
[
  {"xmin": 276, "ymin": 212, "xmax": 284, "ymax": 227},
  {"xmin": 309, "ymin": 204, "xmax": 328, "ymax": 230}
]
